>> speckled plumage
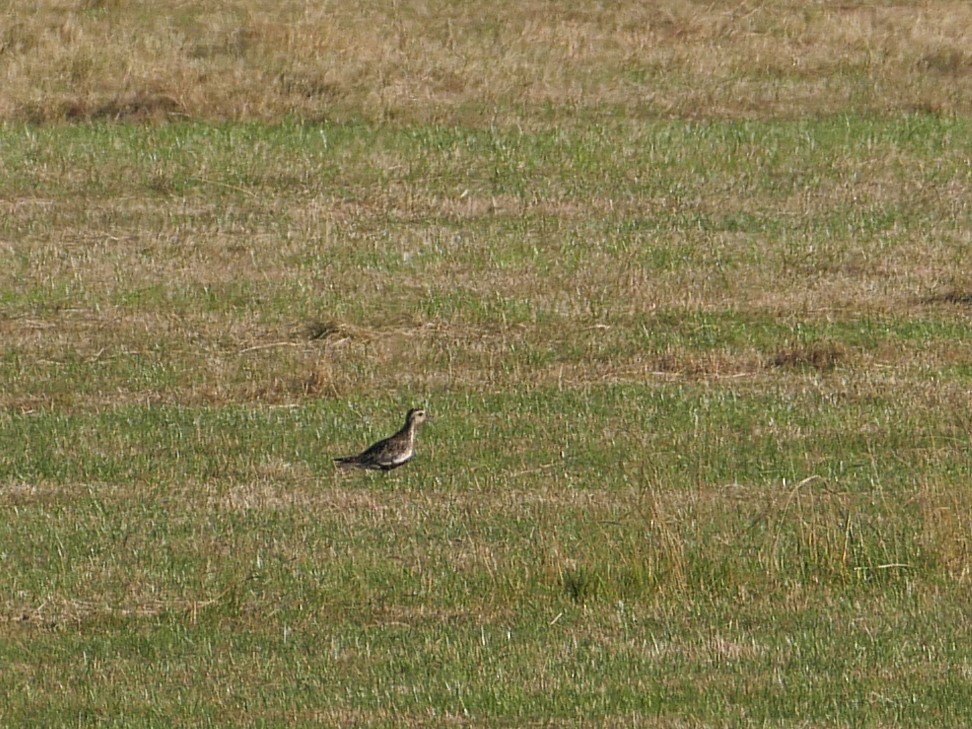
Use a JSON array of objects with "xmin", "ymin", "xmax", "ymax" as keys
[{"xmin": 334, "ymin": 408, "xmax": 428, "ymax": 471}]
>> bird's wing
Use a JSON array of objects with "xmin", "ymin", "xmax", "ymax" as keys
[{"xmin": 356, "ymin": 436, "xmax": 393, "ymax": 459}]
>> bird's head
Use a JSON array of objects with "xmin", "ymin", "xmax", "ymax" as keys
[{"xmin": 406, "ymin": 408, "xmax": 428, "ymax": 427}]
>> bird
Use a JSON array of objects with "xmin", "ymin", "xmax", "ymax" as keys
[{"xmin": 334, "ymin": 408, "xmax": 428, "ymax": 471}]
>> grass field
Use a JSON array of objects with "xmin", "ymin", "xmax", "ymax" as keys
[{"xmin": 1, "ymin": 1, "xmax": 971, "ymax": 727}]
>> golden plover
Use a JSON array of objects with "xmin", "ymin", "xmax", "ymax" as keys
[{"xmin": 334, "ymin": 408, "xmax": 428, "ymax": 471}]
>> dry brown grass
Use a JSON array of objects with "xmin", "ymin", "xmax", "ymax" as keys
[
  {"xmin": 0, "ymin": 288, "xmax": 967, "ymax": 412},
  {"xmin": 3, "ymin": 1, "xmax": 972, "ymax": 124}
]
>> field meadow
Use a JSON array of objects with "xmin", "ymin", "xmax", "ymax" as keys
[{"xmin": 1, "ymin": 1, "xmax": 971, "ymax": 727}]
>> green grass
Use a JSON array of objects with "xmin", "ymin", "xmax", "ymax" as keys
[
  {"xmin": 1, "ymin": 79, "xmax": 972, "ymax": 729},
  {"xmin": 2, "ymin": 377, "xmax": 970, "ymax": 725}
]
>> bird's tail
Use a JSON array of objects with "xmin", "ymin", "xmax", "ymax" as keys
[{"xmin": 333, "ymin": 457, "xmax": 357, "ymax": 468}]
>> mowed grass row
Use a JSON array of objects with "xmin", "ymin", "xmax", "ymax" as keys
[
  {"xmin": 1, "ymin": 111, "xmax": 970, "ymax": 726},
  {"xmin": 1, "ymin": 117, "xmax": 969, "ymax": 405}
]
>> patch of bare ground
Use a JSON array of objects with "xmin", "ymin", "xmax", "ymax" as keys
[
  {"xmin": 0, "ymin": 479, "xmax": 75, "ymax": 506},
  {"xmin": 425, "ymin": 192, "xmax": 624, "ymax": 221},
  {"xmin": 543, "ymin": 351, "xmax": 764, "ymax": 388},
  {"xmin": 921, "ymin": 288, "xmax": 972, "ymax": 307},
  {"xmin": 213, "ymin": 481, "xmax": 601, "ymax": 515},
  {"xmin": 3, "ymin": 591, "xmax": 229, "ymax": 629},
  {"xmin": 365, "ymin": 603, "xmax": 512, "ymax": 630},
  {"xmin": 214, "ymin": 473, "xmax": 434, "ymax": 516},
  {"xmin": 651, "ymin": 350, "xmax": 765, "ymax": 379},
  {"xmin": 20, "ymin": 91, "xmax": 184, "ymax": 125},
  {"xmin": 767, "ymin": 341, "xmax": 847, "ymax": 371}
]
